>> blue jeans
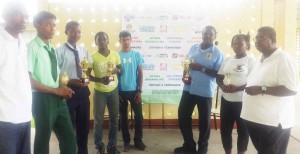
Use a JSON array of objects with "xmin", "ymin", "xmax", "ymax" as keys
[
  {"xmin": 93, "ymin": 88, "xmax": 119, "ymax": 149},
  {"xmin": 0, "ymin": 121, "xmax": 31, "ymax": 154}
]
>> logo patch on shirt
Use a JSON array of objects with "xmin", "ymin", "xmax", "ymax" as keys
[
  {"xmin": 206, "ymin": 53, "xmax": 212, "ymax": 59},
  {"xmin": 233, "ymin": 64, "xmax": 245, "ymax": 72},
  {"xmin": 123, "ymin": 58, "xmax": 132, "ymax": 63}
]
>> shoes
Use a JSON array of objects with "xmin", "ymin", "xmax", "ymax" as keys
[
  {"xmin": 196, "ymin": 148, "xmax": 207, "ymax": 154},
  {"xmin": 96, "ymin": 146, "xmax": 105, "ymax": 154},
  {"xmin": 174, "ymin": 146, "xmax": 196, "ymax": 154},
  {"xmin": 134, "ymin": 141, "xmax": 146, "ymax": 150},
  {"xmin": 107, "ymin": 145, "xmax": 121, "ymax": 154},
  {"xmin": 123, "ymin": 142, "xmax": 130, "ymax": 152},
  {"xmin": 197, "ymin": 146, "xmax": 208, "ymax": 154}
]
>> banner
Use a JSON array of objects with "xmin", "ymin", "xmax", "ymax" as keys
[{"xmin": 122, "ymin": 11, "xmax": 211, "ymax": 104}]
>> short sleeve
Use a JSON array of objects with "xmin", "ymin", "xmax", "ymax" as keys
[
  {"xmin": 277, "ymin": 54, "xmax": 299, "ymax": 92},
  {"xmin": 214, "ymin": 49, "xmax": 224, "ymax": 71},
  {"xmin": 55, "ymin": 47, "xmax": 63, "ymax": 68},
  {"xmin": 115, "ymin": 52, "xmax": 121, "ymax": 65},
  {"xmin": 27, "ymin": 44, "xmax": 36, "ymax": 74},
  {"xmin": 89, "ymin": 53, "xmax": 95, "ymax": 69},
  {"xmin": 136, "ymin": 51, "xmax": 144, "ymax": 66},
  {"xmin": 218, "ymin": 57, "xmax": 230, "ymax": 75}
]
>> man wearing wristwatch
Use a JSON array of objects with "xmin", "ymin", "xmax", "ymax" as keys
[
  {"xmin": 175, "ymin": 26, "xmax": 224, "ymax": 154},
  {"xmin": 117, "ymin": 31, "xmax": 146, "ymax": 152},
  {"xmin": 242, "ymin": 26, "xmax": 299, "ymax": 154}
]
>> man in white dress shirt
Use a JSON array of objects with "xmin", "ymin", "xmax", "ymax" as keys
[
  {"xmin": 242, "ymin": 26, "xmax": 299, "ymax": 154},
  {"xmin": 0, "ymin": 1, "xmax": 32, "ymax": 154}
]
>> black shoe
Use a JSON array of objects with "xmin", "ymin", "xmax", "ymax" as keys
[
  {"xmin": 197, "ymin": 147, "xmax": 207, "ymax": 154},
  {"xmin": 174, "ymin": 146, "xmax": 196, "ymax": 154},
  {"xmin": 96, "ymin": 146, "xmax": 105, "ymax": 154},
  {"xmin": 134, "ymin": 141, "xmax": 146, "ymax": 150},
  {"xmin": 107, "ymin": 145, "xmax": 121, "ymax": 154},
  {"xmin": 123, "ymin": 142, "xmax": 130, "ymax": 152}
]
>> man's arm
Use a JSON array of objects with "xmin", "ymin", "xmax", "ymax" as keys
[
  {"xmin": 245, "ymin": 85, "xmax": 297, "ymax": 96},
  {"xmin": 29, "ymin": 73, "xmax": 73, "ymax": 98},
  {"xmin": 137, "ymin": 65, "xmax": 143, "ymax": 91}
]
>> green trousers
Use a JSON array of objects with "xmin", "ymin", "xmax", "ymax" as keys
[{"xmin": 32, "ymin": 92, "xmax": 76, "ymax": 154}]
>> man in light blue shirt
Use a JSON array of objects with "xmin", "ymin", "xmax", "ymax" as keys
[
  {"xmin": 118, "ymin": 31, "xmax": 146, "ymax": 152},
  {"xmin": 174, "ymin": 26, "xmax": 224, "ymax": 154},
  {"xmin": 56, "ymin": 21, "xmax": 92, "ymax": 154}
]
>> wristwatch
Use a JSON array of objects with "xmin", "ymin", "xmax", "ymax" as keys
[{"xmin": 261, "ymin": 86, "xmax": 267, "ymax": 94}]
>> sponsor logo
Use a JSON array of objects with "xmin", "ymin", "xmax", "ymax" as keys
[
  {"xmin": 143, "ymin": 64, "xmax": 155, "ymax": 70},
  {"xmin": 160, "ymin": 63, "xmax": 167, "ymax": 71}
]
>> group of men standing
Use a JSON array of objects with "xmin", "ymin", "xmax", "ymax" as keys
[
  {"xmin": 0, "ymin": 1, "xmax": 299, "ymax": 154},
  {"xmin": 0, "ymin": 1, "xmax": 145, "ymax": 154}
]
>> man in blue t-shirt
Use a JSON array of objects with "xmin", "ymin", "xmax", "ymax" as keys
[
  {"xmin": 174, "ymin": 26, "xmax": 224, "ymax": 154},
  {"xmin": 118, "ymin": 31, "xmax": 146, "ymax": 152}
]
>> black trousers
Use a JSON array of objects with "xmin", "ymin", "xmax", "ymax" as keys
[
  {"xmin": 220, "ymin": 97, "xmax": 249, "ymax": 151},
  {"xmin": 245, "ymin": 120, "xmax": 291, "ymax": 154},
  {"xmin": 178, "ymin": 91, "xmax": 212, "ymax": 153},
  {"xmin": 119, "ymin": 91, "xmax": 144, "ymax": 143},
  {"xmin": 67, "ymin": 86, "xmax": 90, "ymax": 154}
]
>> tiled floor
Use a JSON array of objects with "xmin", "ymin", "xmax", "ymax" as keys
[{"xmin": 31, "ymin": 128, "xmax": 300, "ymax": 154}]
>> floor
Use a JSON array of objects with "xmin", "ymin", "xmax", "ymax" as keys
[{"xmin": 31, "ymin": 128, "xmax": 300, "ymax": 154}]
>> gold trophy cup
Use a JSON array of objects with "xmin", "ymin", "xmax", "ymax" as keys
[
  {"xmin": 60, "ymin": 72, "xmax": 69, "ymax": 86},
  {"xmin": 80, "ymin": 57, "xmax": 89, "ymax": 85},
  {"xmin": 225, "ymin": 73, "xmax": 231, "ymax": 85},
  {"xmin": 106, "ymin": 59, "xmax": 115, "ymax": 81},
  {"xmin": 182, "ymin": 58, "xmax": 191, "ymax": 81}
]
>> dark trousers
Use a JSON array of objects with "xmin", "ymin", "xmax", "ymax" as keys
[
  {"xmin": 119, "ymin": 91, "xmax": 144, "ymax": 143},
  {"xmin": 67, "ymin": 86, "xmax": 90, "ymax": 154},
  {"xmin": 178, "ymin": 91, "xmax": 212, "ymax": 153},
  {"xmin": 0, "ymin": 121, "xmax": 31, "ymax": 154},
  {"xmin": 32, "ymin": 92, "xmax": 76, "ymax": 154},
  {"xmin": 220, "ymin": 97, "xmax": 249, "ymax": 151},
  {"xmin": 245, "ymin": 120, "xmax": 291, "ymax": 154}
]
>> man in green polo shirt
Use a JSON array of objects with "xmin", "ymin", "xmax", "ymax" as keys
[{"xmin": 27, "ymin": 11, "xmax": 76, "ymax": 154}]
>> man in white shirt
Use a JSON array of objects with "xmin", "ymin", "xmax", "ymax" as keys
[
  {"xmin": 0, "ymin": 1, "xmax": 32, "ymax": 154},
  {"xmin": 56, "ymin": 21, "xmax": 93, "ymax": 154},
  {"xmin": 242, "ymin": 26, "xmax": 299, "ymax": 154}
]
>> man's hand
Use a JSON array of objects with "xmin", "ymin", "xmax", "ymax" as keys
[
  {"xmin": 221, "ymin": 84, "xmax": 240, "ymax": 93},
  {"xmin": 245, "ymin": 86, "xmax": 262, "ymax": 95},
  {"xmin": 189, "ymin": 63, "xmax": 203, "ymax": 71},
  {"xmin": 182, "ymin": 77, "xmax": 191, "ymax": 85},
  {"xmin": 55, "ymin": 86, "xmax": 74, "ymax": 99},
  {"xmin": 101, "ymin": 77, "xmax": 111, "ymax": 85},
  {"xmin": 69, "ymin": 79, "xmax": 85, "ymax": 88},
  {"xmin": 134, "ymin": 91, "xmax": 142, "ymax": 104}
]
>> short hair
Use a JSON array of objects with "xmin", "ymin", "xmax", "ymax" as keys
[
  {"xmin": 65, "ymin": 21, "xmax": 80, "ymax": 34},
  {"xmin": 203, "ymin": 25, "xmax": 217, "ymax": 35},
  {"xmin": 1, "ymin": 1, "xmax": 26, "ymax": 20},
  {"xmin": 257, "ymin": 26, "xmax": 276, "ymax": 43},
  {"xmin": 119, "ymin": 30, "xmax": 131, "ymax": 40},
  {"xmin": 94, "ymin": 31, "xmax": 109, "ymax": 44},
  {"xmin": 231, "ymin": 33, "xmax": 251, "ymax": 50},
  {"xmin": 33, "ymin": 11, "xmax": 56, "ymax": 24}
]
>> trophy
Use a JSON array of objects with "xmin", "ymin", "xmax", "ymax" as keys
[
  {"xmin": 80, "ymin": 57, "xmax": 89, "ymax": 85},
  {"xmin": 106, "ymin": 59, "xmax": 115, "ymax": 81},
  {"xmin": 60, "ymin": 72, "xmax": 69, "ymax": 86},
  {"xmin": 182, "ymin": 58, "xmax": 191, "ymax": 81},
  {"xmin": 225, "ymin": 73, "xmax": 231, "ymax": 85}
]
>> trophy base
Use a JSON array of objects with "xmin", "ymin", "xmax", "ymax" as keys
[
  {"xmin": 82, "ymin": 78, "xmax": 89, "ymax": 86},
  {"xmin": 183, "ymin": 77, "xmax": 191, "ymax": 84},
  {"xmin": 184, "ymin": 77, "xmax": 191, "ymax": 81},
  {"xmin": 108, "ymin": 76, "xmax": 114, "ymax": 81}
]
